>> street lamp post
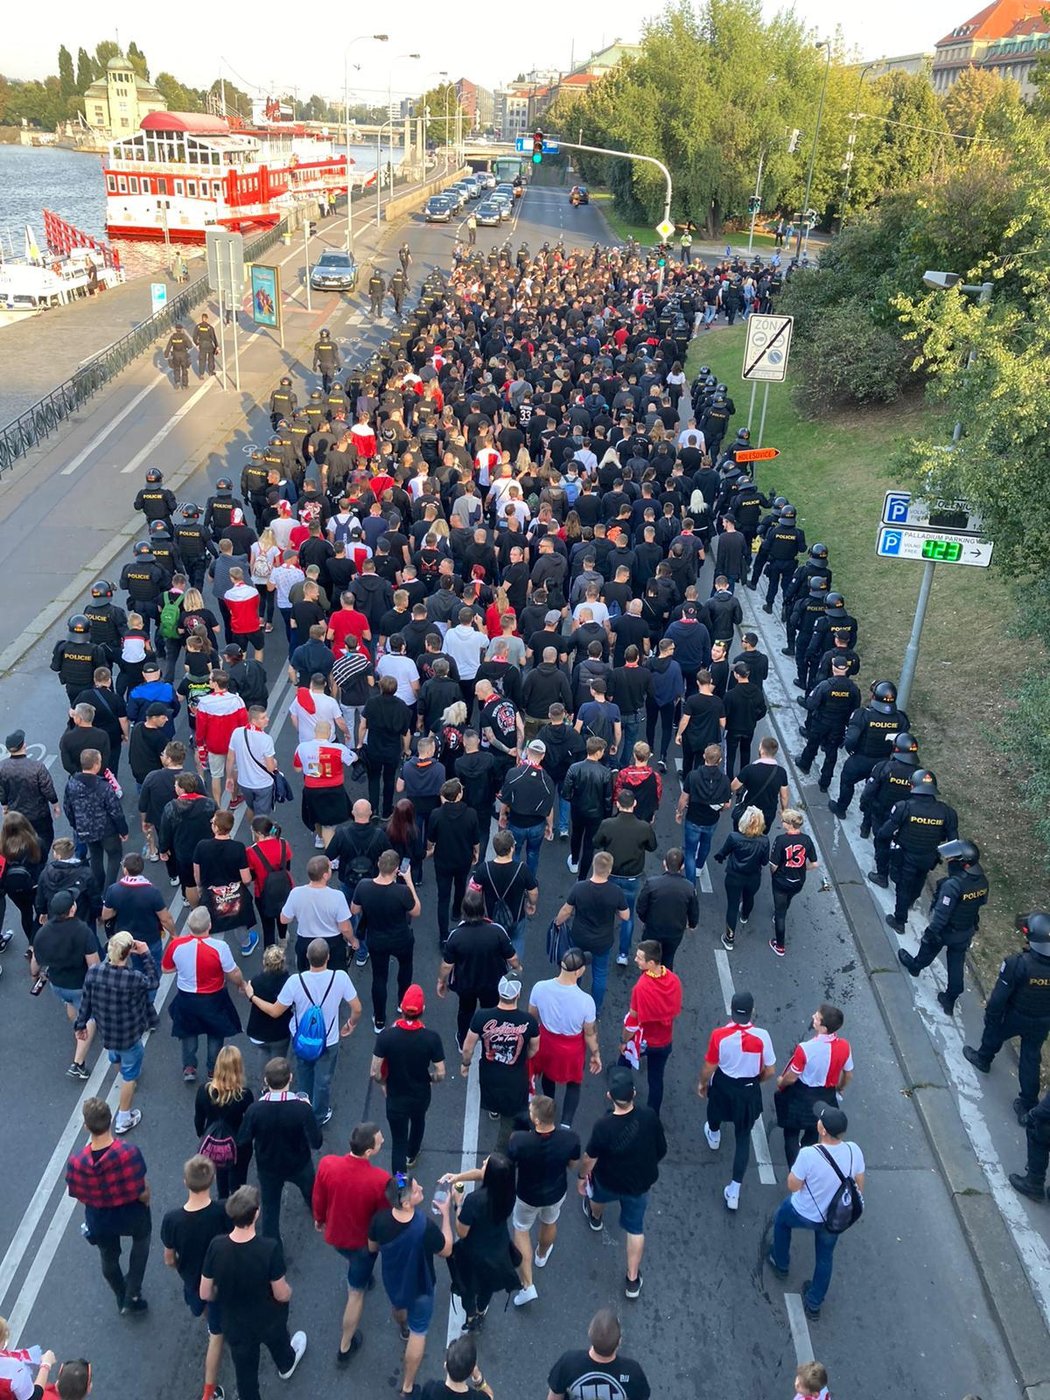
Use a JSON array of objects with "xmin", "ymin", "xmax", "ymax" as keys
[
  {"xmin": 795, "ymin": 39, "xmax": 831, "ymax": 260},
  {"xmin": 896, "ymin": 274, "xmax": 993, "ymax": 709},
  {"xmin": 343, "ymin": 34, "xmax": 388, "ymax": 258},
  {"xmin": 379, "ymin": 53, "xmax": 419, "ymax": 223}
]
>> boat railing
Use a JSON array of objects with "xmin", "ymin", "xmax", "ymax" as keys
[{"xmin": 0, "ymin": 218, "xmax": 288, "ymax": 479}]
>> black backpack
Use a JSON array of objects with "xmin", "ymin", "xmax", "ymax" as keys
[
  {"xmin": 505, "ymin": 764, "xmax": 550, "ymax": 819},
  {"xmin": 252, "ymin": 840, "xmax": 293, "ymax": 918},
  {"xmin": 479, "ymin": 861, "xmax": 519, "ymax": 932},
  {"xmin": 814, "ymin": 1145, "xmax": 864, "ymax": 1234},
  {"xmin": 343, "ymin": 828, "xmax": 377, "ymax": 886}
]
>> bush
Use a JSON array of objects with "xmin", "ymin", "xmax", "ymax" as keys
[{"xmin": 791, "ymin": 303, "xmax": 912, "ymax": 416}]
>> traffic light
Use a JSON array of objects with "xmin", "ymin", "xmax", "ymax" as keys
[
  {"xmin": 656, "ymin": 242, "xmax": 669, "ymax": 268},
  {"xmin": 787, "ymin": 128, "xmax": 801, "ymax": 153},
  {"xmin": 532, "ymin": 131, "xmax": 543, "ymax": 165},
  {"xmin": 748, "ymin": 195, "xmax": 761, "ymax": 215}
]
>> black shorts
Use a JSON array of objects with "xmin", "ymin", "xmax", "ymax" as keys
[{"xmin": 234, "ymin": 630, "xmax": 265, "ymax": 650}]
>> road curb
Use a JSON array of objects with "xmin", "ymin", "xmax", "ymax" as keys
[{"xmin": 747, "ymin": 598, "xmax": 1050, "ymax": 1391}]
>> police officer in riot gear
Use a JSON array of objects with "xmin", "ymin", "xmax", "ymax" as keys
[
  {"xmin": 859, "ymin": 731, "xmax": 919, "ymax": 843},
  {"xmin": 399, "ymin": 242, "xmax": 412, "ymax": 274},
  {"xmin": 368, "ymin": 268, "xmax": 386, "ymax": 318},
  {"xmin": 727, "ymin": 474, "xmax": 766, "ymax": 548},
  {"xmin": 120, "ymin": 542, "xmax": 167, "ymax": 639},
  {"xmin": 193, "ymin": 313, "xmax": 220, "ymax": 376},
  {"xmin": 269, "ymin": 375, "xmax": 297, "ymax": 431},
  {"xmin": 241, "ymin": 452, "xmax": 272, "ymax": 532},
  {"xmin": 787, "ymin": 575, "xmax": 828, "ymax": 685},
  {"xmin": 134, "ymin": 469, "xmax": 177, "ymax": 529},
  {"xmin": 829, "ymin": 679, "xmax": 911, "ymax": 817},
  {"xmin": 751, "ymin": 504, "xmax": 805, "ymax": 608},
  {"xmin": 51, "ymin": 616, "xmax": 108, "ymax": 705},
  {"xmin": 781, "ymin": 542, "xmax": 831, "ymax": 627},
  {"xmin": 313, "ymin": 329, "xmax": 341, "ymax": 393},
  {"xmin": 965, "ymin": 912, "xmax": 1050, "ymax": 1121},
  {"xmin": 84, "ymin": 581, "xmax": 127, "ymax": 666},
  {"xmin": 389, "ymin": 266, "xmax": 408, "ymax": 318},
  {"xmin": 164, "ymin": 322, "xmax": 191, "ymax": 389},
  {"xmin": 800, "ymin": 591, "xmax": 857, "ymax": 695},
  {"xmin": 898, "ymin": 838, "xmax": 988, "ymax": 1015},
  {"xmin": 811, "ymin": 632, "xmax": 860, "ymax": 686},
  {"xmin": 796, "ymin": 656, "xmax": 861, "ymax": 792},
  {"xmin": 304, "ymin": 390, "xmax": 327, "ymax": 431},
  {"xmin": 148, "ymin": 519, "xmax": 182, "ymax": 583},
  {"xmin": 875, "ymin": 769, "xmax": 958, "ymax": 933},
  {"xmin": 173, "ymin": 504, "xmax": 216, "ymax": 590},
  {"xmin": 204, "ymin": 478, "xmax": 243, "ymax": 536}
]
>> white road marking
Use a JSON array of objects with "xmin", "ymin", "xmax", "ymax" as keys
[
  {"xmin": 699, "ymin": 864, "xmax": 713, "ymax": 894},
  {"xmin": 712, "ymin": 950, "xmax": 777, "ymax": 1184},
  {"xmin": 446, "ymin": 1057, "xmax": 481, "ymax": 1344},
  {"xmin": 59, "ymin": 377, "xmax": 164, "ymax": 476},
  {"xmin": 120, "ymin": 378, "xmax": 214, "ymax": 473},
  {"xmin": 785, "ymin": 1292, "xmax": 815, "ymax": 1363}
]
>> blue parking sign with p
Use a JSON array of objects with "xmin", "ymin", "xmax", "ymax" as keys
[
  {"xmin": 879, "ymin": 529, "xmax": 902, "ymax": 555},
  {"xmin": 884, "ymin": 492, "xmax": 911, "ymax": 525}
]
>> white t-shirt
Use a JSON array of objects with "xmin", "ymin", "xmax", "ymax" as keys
[
  {"xmin": 573, "ymin": 600, "xmax": 610, "ymax": 628},
  {"xmin": 444, "ymin": 625, "xmax": 488, "ymax": 681},
  {"xmin": 790, "ymin": 1140, "xmax": 866, "ymax": 1223},
  {"xmin": 277, "ymin": 968, "xmax": 358, "ymax": 1048},
  {"xmin": 281, "ymin": 884, "xmax": 351, "ymax": 941},
  {"xmin": 529, "ymin": 978, "xmax": 596, "ymax": 1035},
  {"xmin": 228, "ymin": 725, "xmax": 276, "ymax": 790},
  {"xmin": 376, "ymin": 653, "xmax": 420, "ymax": 705},
  {"xmin": 290, "ymin": 691, "xmax": 344, "ymax": 745}
]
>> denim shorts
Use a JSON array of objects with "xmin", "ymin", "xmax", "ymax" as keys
[
  {"xmin": 108, "ymin": 1039, "xmax": 145, "ymax": 1082},
  {"xmin": 50, "ymin": 983, "xmax": 82, "ymax": 1011},
  {"xmin": 337, "ymin": 1245, "xmax": 377, "ymax": 1291},
  {"xmin": 183, "ymin": 1282, "xmax": 223, "ymax": 1335},
  {"xmin": 239, "ymin": 783, "xmax": 275, "ymax": 816},
  {"xmin": 590, "ymin": 1181, "xmax": 649, "ymax": 1235},
  {"xmin": 404, "ymin": 1292, "xmax": 435, "ymax": 1335}
]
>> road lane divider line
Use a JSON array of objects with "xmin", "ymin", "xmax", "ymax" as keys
[
  {"xmin": 784, "ymin": 1293, "xmax": 815, "ymax": 1364},
  {"xmin": 60, "ymin": 377, "xmax": 165, "ymax": 477},
  {"xmin": 120, "ymin": 378, "xmax": 215, "ymax": 473}
]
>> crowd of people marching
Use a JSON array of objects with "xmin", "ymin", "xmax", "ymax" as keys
[{"xmin": 2, "ymin": 226, "xmax": 1019, "ymax": 1400}]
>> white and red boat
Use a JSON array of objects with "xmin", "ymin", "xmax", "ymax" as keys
[{"xmin": 103, "ymin": 111, "xmax": 349, "ymax": 243}]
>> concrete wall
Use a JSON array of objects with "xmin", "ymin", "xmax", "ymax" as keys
[{"xmin": 382, "ymin": 166, "xmax": 470, "ymax": 224}]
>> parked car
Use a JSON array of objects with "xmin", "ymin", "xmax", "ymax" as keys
[
  {"xmin": 476, "ymin": 201, "xmax": 502, "ymax": 227},
  {"xmin": 424, "ymin": 196, "xmax": 452, "ymax": 222},
  {"xmin": 309, "ymin": 249, "xmax": 359, "ymax": 291},
  {"xmin": 569, "ymin": 185, "xmax": 589, "ymax": 206}
]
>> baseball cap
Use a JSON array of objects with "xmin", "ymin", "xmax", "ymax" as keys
[
  {"xmin": 146, "ymin": 703, "xmax": 170, "ymax": 718},
  {"xmin": 527, "ymin": 739, "xmax": 546, "ymax": 757},
  {"xmin": 49, "ymin": 890, "xmax": 76, "ymax": 917},
  {"xmin": 816, "ymin": 1103, "xmax": 848, "ymax": 1137},
  {"xmin": 730, "ymin": 991, "xmax": 755, "ymax": 1020},
  {"xmin": 142, "ymin": 661, "xmax": 161, "ymax": 674},
  {"xmin": 545, "ymin": 609, "xmax": 562, "ymax": 624},
  {"xmin": 400, "ymin": 984, "xmax": 425, "ymax": 1015},
  {"xmin": 4, "ymin": 729, "xmax": 25, "ymax": 751},
  {"xmin": 223, "ymin": 644, "xmax": 244, "ymax": 659},
  {"xmin": 606, "ymin": 1066, "xmax": 636, "ymax": 1102},
  {"xmin": 498, "ymin": 976, "xmax": 522, "ymax": 1000},
  {"xmin": 831, "ymin": 656, "xmax": 849, "ymax": 670}
]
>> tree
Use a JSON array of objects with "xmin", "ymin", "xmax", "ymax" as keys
[
  {"xmin": 58, "ymin": 45, "xmax": 75, "ymax": 98},
  {"xmin": 412, "ymin": 84, "xmax": 465, "ymax": 144},
  {"xmin": 75, "ymin": 48, "xmax": 96, "ymax": 92},
  {"xmin": 943, "ymin": 65, "xmax": 1024, "ymax": 141},
  {"xmin": 94, "ymin": 41, "xmax": 119, "ymax": 70},
  {"xmin": 154, "ymin": 73, "xmax": 201, "ymax": 112},
  {"xmin": 126, "ymin": 42, "xmax": 150, "ymax": 82}
]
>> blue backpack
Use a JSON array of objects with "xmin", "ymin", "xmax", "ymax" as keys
[{"xmin": 291, "ymin": 972, "xmax": 335, "ymax": 1063}]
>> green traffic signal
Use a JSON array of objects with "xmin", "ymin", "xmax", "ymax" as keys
[{"xmin": 532, "ymin": 152, "xmax": 542, "ymax": 164}]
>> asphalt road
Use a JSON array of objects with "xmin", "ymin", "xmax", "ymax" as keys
[{"xmin": 0, "ymin": 182, "xmax": 1033, "ymax": 1400}]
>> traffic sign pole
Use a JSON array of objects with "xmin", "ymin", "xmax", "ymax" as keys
[
  {"xmin": 757, "ymin": 383, "xmax": 770, "ymax": 448},
  {"xmin": 898, "ymin": 560, "xmax": 934, "ymax": 712},
  {"xmin": 747, "ymin": 381, "xmax": 757, "ymax": 433}
]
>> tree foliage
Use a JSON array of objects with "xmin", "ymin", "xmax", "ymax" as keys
[
  {"xmin": 126, "ymin": 43, "xmax": 150, "ymax": 82},
  {"xmin": 57, "ymin": 46, "xmax": 75, "ymax": 99}
]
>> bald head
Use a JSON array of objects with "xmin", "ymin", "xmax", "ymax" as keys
[{"xmin": 352, "ymin": 799, "xmax": 372, "ymax": 824}]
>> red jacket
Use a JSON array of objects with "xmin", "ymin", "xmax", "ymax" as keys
[
  {"xmin": 630, "ymin": 966, "xmax": 683, "ymax": 1048},
  {"xmin": 194, "ymin": 691, "xmax": 248, "ymax": 757}
]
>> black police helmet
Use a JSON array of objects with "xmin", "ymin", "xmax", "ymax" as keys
[
  {"xmin": 939, "ymin": 838, "xmax": 979, "ymax": 865},
  {"xmin": 910, "ymin": 768, "xmax": 938, "ymax": 797},
  {"xmin": 181, "ymin": 503, "xmax": 201, "ymax": 521},
  {"xmin": 1018, "ymin": 912, "xmax": 1050, "ymax": 953},
  {"xmin": 149, "ymin": 519, "xmax": 171, "ymax": 539},
  {"xmin": 810, "ymin": 542, "xmax": 829, "ymax": 560},
  {"xmin": 773, "ymin": 495, "xmax": 789, "ymax": 509},
  {"xmin": 872, "ymin": 680, "xmax": 898, "ymax": 705},
  {"xmin": 808, "ymin": 576, "xmax": 830, "ymax": 595},
  {"xmin": 280, "ymin": 375, "xmax": 292, "ymax": 386},
  {"xmin": 825, "ymin": 592, "xmax": 845, "ymax": 608},
  {"xmin": 704, "ymin": 374, "xmax": 717, "ymax": 389},
  {"xmin": 133, "ymin": 540, "xmax": 153, "ymax": 557},
  {"xmin": 779, "ymin": 504, "xmax": 797, "ymax": 520},
  {"xmin": 319, "ymin": 328, "xmax": 330, "ymax": 339},
  {"xmin": 892, "ymin": 732, "xmax": 919, "ymax": 756},
  {"xmin": 736, "ymin": 427, "xmax": 751, "ymax": 442},
  {"xmin": 716, "ymin": 383, "xmax": 727, "ymax": 394},
  {"xmin": 68, "ymin": 614, "xmax": 91, "ymax": 633},
  {"xmin": 310, "ymin": 389, "xmax": 323, "ymax": 401},
  {"xmin": 216, "ymin": 477, "xmax": 233, "ymax": 493},
  {"xmin": 90, "ymin": 580, "xmax": 114, "ymax": 599},
  {"xmin": 145, "ymin": 468, "xmax": 163, "ymax": 484},
  {"xmin": 697, "ymin": 365, "xmax": 712, "ymax": 378}
]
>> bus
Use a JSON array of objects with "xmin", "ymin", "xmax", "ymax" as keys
[{"xmin": 493, "ymin": 156, "xmax": 525, "ymax": 184}]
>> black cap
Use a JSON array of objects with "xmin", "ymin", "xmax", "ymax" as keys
[
  {"xmin": 146, "ymin": 703, "xmax": 170, "ymax": 719},
  {"xmin": 5, "ymin": 729, "xmax": 25, "ymax": 751},
  {"xmin": 730, "ymin": 991, "xmax": 754, "ymax": 1019},
  {"xmin": 606, "ymin": 1066, "xmax": 636, "ymax": 1102},
  {"xmin": 816, "ymin": 1103, "xmax": 848, "ymax": 1137}
]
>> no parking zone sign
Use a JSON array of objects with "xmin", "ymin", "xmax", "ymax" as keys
[{"xmin": 742, "ymin": 314, "xmax": 793, "ymax": 382}]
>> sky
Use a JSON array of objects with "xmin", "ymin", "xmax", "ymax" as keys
[{"xmin": 7, "ymin": 0, "xmax": 973, "ymax": 99}]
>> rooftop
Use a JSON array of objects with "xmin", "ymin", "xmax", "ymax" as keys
[{"xmin": 936, "ymin": 0, "xmax": 1044, "ymax": 48}]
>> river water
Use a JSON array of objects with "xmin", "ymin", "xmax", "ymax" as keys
[{"xmin": 0, "ymin": 141, "xmax": 402, "ymax": 277}]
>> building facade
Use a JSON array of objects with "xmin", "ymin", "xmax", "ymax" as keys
[
  {"xmin": 932, "ymin": 0, "xmax": 1044, "ymax": 92},
  {"xmin": 81, "ymin": 55, "xmax": 166, "ymax": 138}
]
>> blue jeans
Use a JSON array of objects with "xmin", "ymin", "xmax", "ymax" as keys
[
  {"xmin": 772, "ymin": 1197, "xmax": 839, "ymax": 1309},
  {"xmin": 589, "ymin": 949, "xmax": 610, "ymax": 1016},
  {"xmin": 609, "ymin": 874, "xmax": 640, "ymax": 957},
  {"xmin": 510, "ymin": 916, "xmax": 527, "ymax": 963},
  {"xmin": 682, "ymin": 822, "xmax": 714, "ymax": 886},
  {"xmin": 619, "ymin": 714, "xmax": 643, "ymax": 765},
  {"xmin": 557, "ymin": 791, "xmax": 570, "ymax": 836},
  {"xmin": 181, "ymin": 1034, "xmax": 224, "ymax": 1075},
  {"xmin": 508, "ymin": 820, "xmax": 545, "ymax": 880},
  {"xmin": 295, "ymin": 1041, "xmax": 339, "ymax": 1124}
]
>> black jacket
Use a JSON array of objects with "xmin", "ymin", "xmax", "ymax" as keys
[
  {"xmin": 715, "ymin": 831, "xmax": 770, "ymax": 880},
  {"xmin": 562, "ymin": 759, "xmax": 613, "ymax": 821}
]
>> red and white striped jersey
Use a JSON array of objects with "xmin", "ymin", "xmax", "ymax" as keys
[
  {"xmin": 705, "ymin": 1021, "xmax": 775, "ymax": 1078},
  {"xmin": 787, "ymin": 1034, "xmax": 853, "ymax": 1088},
  {"xmin": 162, "ymin": 934, "xmax": 235, "ymax": 994}
]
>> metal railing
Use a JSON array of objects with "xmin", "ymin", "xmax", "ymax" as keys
[{"xmin": 0, "ymin": 219, "xmax": 289, "ymax": 478}]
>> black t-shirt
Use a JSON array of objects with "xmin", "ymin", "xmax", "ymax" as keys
[
  {"xmin": 201, "ymin": 1232, "xmax": 287, "ymax": 1342},
  {"xmin": 734, "ymin": 762, "xmax": 787, "ymax": 822},
  {"xmin": 422, "ymin": 1384, "xmax": 464, "ymax": 1400},
  {"xmin": 566, "ymin": 879, "xmax": 627, "ymax": 953},
  {"xmin": 548, "ymin": 1349, "xmax": 651, "ymax": 1400},
  {"xmin": 770, "ymin": 832, "xmax": 817, "ymax": 891},
  {"xmin": 682, "ymin": 765, "xmax": 732, "ymax": 827},
  {"xmin": 468, "ymin": 1006, "xmax": 539, "ymax": 1115},
  {"xmin": 128, "ymin": 722, "xmax": 168, "ymax": 782},
  {"xmin": 508, "ymin": 1126, "xmax": 580, "ymax": 1206},
  {"xmin": 352, "ymin": 878, "xmax": 415, "ymax": 952},
  {"xmin": 480, "ymin": 695, "xmax": 518, "ymax": 753},
  {"xmin": 442, "ymin": 920, "xmax": 515, "ymax": 993},
  {"xmin": 193, "ymin": 838, "xmax": 248, "ymax": 886},
  {"xmin": 160, "ymin": 1200, "xmax": 231, "ymax": 1287},
  {"xmin": 682, "ymin": 692, "xmax": 724, "ymax": 750},
  {"xmin": 470, "ymin": 860, "xmax": 535, "ymax": 924},
  {"xmin": 585, "ymin": 1105, "xmax": 667, "ymax": 1196},
  {"xmin": 32, "ymin": 916, "xmax": 96, "ymax": 989},
  {"xmin": 375, "ymin": 1024, "xmax": 446, "ymax": 1105},
  {"xmin": 427, "ymin": 803, "xmax": 481, "ymax": 871}
]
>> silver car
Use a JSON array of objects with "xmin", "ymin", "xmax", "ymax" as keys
[{"xmin": 309, "ymin": 249, "xmax": 358, "ymax": 291}]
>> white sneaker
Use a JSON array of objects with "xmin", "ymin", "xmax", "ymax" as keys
[
  {"xmin": 279, "ymin": 1331, "xmax": 307, "ymax": 1380},
  {"xmin": 535, "ymin": 1244, "xmax": 553, "ymax": 1268},
  {"xmin": 724, "ymin": 1183, "xmax": 740, "ymax": 1211},
  {"xmin": 615, "ymin": 953, "xmax": 629, "ymax": 966},
  {"xmin": 513, "ymin": 1284, "xmax": 538, "ymax": 1306},
  {"xmin": 566, "ymin": 857, "xmax": 579, "ymax": 874},
  {"xmin": 114, "ymin": 1109, "xmax": 142, "ymax": 1135},
  {"xmin": 313, "ymin": 834, "xmax": 325, "ymax": 849},
  {"xmin": 704, "ymin": 1123, "xmax": 720, "ymax": 1150}
]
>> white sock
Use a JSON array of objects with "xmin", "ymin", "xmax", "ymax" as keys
[{"xmin": 115, "ymin": 1109, "xmax": 131, "ymax": 1128}]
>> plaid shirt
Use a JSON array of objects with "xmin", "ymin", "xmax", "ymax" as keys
[
  {"xmin": 74, "ymin": 955, "xmax": 159, "ymax": 1049},
  {"xmin": 65, "ymin": 1139, "xmax": 146, "ymax": 1209}
]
